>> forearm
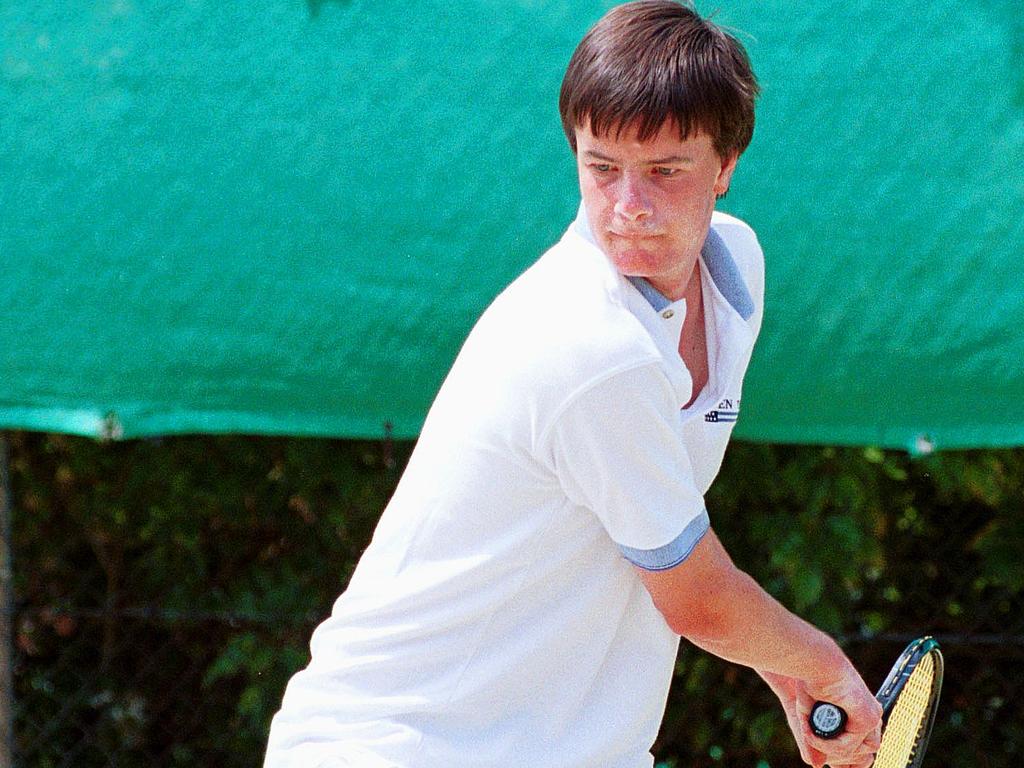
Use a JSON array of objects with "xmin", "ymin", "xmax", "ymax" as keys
[
  {"xmin": 636, "ymin": 530, "xmax": 852, "ymax": 684},
  {"xmin": 680, "ymin": 565, "xmax": 850, "ymax": 683}
]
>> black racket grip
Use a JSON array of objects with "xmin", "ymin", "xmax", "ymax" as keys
[{"xmin": 809, "ymin": 701, "xmax": 847, "ymax": 739}]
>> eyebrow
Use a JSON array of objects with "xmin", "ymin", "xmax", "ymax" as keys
[{"xmin": 582, "ymin": 149, "xmax": 696, "ymax": 165}]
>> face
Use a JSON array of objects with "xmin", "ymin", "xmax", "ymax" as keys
[{"xmin": 575, "ymin": 121, "xmax": 737, "ymax": 300}]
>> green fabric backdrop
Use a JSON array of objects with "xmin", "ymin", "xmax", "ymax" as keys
[{"xmin": 2, "ymin": 0, "xmax": 1022, "ymax": 451}]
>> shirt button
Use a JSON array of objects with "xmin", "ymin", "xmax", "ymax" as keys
[{"xmin": 662, "ymin": 309, "xmax": 674, "ymax": 319}]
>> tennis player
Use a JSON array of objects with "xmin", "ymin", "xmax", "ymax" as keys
[{"xmin": 264, "ymin": 2, "xmax": 882, "ymax": 767}]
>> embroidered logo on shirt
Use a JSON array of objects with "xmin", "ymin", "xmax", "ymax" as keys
[{"xmin": 705, "ymin": 398, "xmax": 740, "ymax": 423}]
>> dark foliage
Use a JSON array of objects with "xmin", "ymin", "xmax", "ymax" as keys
[{"xmin": 5, "ymin": 432, "xmax": 1022, "ymax": 766}]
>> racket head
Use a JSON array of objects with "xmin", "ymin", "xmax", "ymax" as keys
[{"xmin": 872, "ymin": 636, "xmax": 944, "ymax": 768}]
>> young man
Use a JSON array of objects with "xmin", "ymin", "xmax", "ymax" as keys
[{"xmin": 265, "ymin": 3, "xmax": 882, "ymax": 767}]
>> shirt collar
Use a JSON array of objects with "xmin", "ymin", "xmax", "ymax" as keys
[
  {"xmin": 626, "ymin": 233, "xmax": 755, "ymax": 323},
  {"xmin": 625, "ymin": 275, "xmax": 673, "ymax": 312}
]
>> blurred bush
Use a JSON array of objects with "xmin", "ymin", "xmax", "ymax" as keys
[{"xmin": 6, "ymin": 432, "xmax": 1022, "ymax": 766}]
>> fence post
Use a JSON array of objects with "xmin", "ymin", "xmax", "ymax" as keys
[{"xmin": 0, "ymin": 432, "xmax": 14, "ymax": 766}]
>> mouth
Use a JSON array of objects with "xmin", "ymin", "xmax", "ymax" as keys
[{"xmin": 608, "ymin": 229, "xmax": 661, "ymax": 240}]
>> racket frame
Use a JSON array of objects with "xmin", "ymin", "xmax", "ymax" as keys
[
  {"xmin": 874, "ymin": 635, "xmax": 944, "ymax": 768},
  {"xmin": 807, "ymin": 635, "xmax": 944, "ymax": 766}
]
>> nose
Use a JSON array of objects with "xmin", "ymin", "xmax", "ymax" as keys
[{"xmin": 613, "ymin": 173, "xmax": 652, "ymax": 222}]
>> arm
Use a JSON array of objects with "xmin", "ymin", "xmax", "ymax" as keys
[
  {"xmin": 635, "ymin": 528, "xmax": 882, "ymax": 768},
  {"xmin": 636, "ymin": 528, "xmax": 838, "ymax": 674}
]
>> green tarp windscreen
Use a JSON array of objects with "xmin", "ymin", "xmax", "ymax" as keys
[{"xmin": 2, "ymin": 0, "xmax": 1023, "ymax": 451}]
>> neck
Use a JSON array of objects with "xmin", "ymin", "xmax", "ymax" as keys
[{"xmin": 648, "ymin": 256, "xmax": 701, "ymax": 303}]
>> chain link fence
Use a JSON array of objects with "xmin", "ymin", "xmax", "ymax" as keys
[{"xmin": 4, "ymin": 432, "xmax": 1022, "ymax": 766}]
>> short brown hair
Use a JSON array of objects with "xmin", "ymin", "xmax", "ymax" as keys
[{"xmin": 559, "ymin": 0, "xmax": 759, "ymax": 158}]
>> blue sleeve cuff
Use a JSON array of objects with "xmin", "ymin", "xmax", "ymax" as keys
[{"xmin": 617, "ymin": 510, "xmax": 710, "ymax": 571}]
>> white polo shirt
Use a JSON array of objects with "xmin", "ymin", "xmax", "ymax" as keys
[{"xmin": 264, "ymin": 207, "xmax": 764, "ymax": 768}]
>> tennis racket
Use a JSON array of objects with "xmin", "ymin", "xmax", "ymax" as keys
[{"xmin": 809, "ymin": 636, "xmax": 944, "ymax": 768}]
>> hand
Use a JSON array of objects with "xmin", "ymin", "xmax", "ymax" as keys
[
  {"xmin": 761, "ymin": 671, "xmax": 836, "ymax": 766},
  {"xmin": 761, "ymin": 669, "xmax": 881, "ymax": 768},
  {"xmin": 796, "ymin": 671, "xmax": 882, "ymax": 768}
]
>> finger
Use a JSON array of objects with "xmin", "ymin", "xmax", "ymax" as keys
[
  {"xmin": 790, "ymin": 709, "xmax": 824, "ymax": 766},
  {"xmin": 865, "ymin": 716, "xmax": 882, "ymax": 751},
  {"xmin": 812, "ymin": 755, "xmax": 874, "ymax": 768},
  {"xmin": 798, "ymin": 703, "xmax": 875, "ymax": 755},
  {"xmin": 858, "ymin": 728, "xmax": 882, "ymax": 755},
  {"xmin": 823, "ymin": 725, "xmax": 882, "ymax": 759},
  {"xmin": 803, "ymin": 731, "xmax": 873, "ymax": 763},
  {"xmin": 840, "ymin": 732, "xmax": 882, "ymax": 756},
  {"xmin": 845, "ymin": 695, "xmax": 883, "ymax": 743},
  {"xmin": 795, "ymin": 687, "xmax": 817, "ymax": 720},
  {"xmin": 787, "ymin": 716, "xmax": 811, "ymax": 764},
  {"xmin": 794, "ymin": 728, "xmax": 817, "ymax": 766},
  {"xmin": 787, "ymin": 711, "xmax": 817, "ymax": 765}
]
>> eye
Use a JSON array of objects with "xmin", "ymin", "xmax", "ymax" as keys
[
  {"xmin": 653, "ymin": 167, "xmax": 678, "ymax": 177},
  {"xmin": 591, "ymin": 163, "xmax": 613, "ymax": 173}
]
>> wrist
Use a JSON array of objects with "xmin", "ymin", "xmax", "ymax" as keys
[
  {"xmin": 804, "ymin": 635, "xmax": 852, "ymax": 688},
  {"xmin": 759, "ymin": 669, "xmax": 798, "ymax": 699},
  {"xmin": 807, "ymin": 654, "xmax": 864, "ymax": 706}
]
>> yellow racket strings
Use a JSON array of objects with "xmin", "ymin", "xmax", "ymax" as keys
[{"xmin": 872, "ymin": 652, "xmax": 936, "ymax": 768}]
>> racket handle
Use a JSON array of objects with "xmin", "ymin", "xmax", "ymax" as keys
[{"xmin": 809, "ymin": 701, "xmax": 847, "ymax": 739}]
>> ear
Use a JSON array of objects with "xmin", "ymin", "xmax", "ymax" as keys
[{"xmin": 714, "ymin": 151, "xmax": 739, "ymax": 197}]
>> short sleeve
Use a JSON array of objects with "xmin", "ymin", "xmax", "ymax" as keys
[{"xmin": 542, "ymin": 363, "xmax": 709, "ymax": 571}]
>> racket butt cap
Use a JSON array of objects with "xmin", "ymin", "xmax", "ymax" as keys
[{"xmin": 810, "ymin": 702, "xmax": 847, "ymax": 739}]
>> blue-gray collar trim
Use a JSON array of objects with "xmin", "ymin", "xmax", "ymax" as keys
[
  {"xmin": 702, "ymin": 228, "xmax": 755, "ymax": 321},
  {"xmin": 626, "ymin": 229, "xmax": 755, "ymax": 321},
  {"xmin": 625, "ymin": 275, "xmax": 672, "ymax": 312}
]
